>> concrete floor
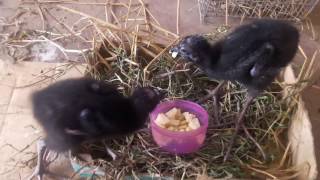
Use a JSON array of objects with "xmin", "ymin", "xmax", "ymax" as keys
[{"xmin": 0, "ymin": 0, "xmax": 320, "ymax": 179}]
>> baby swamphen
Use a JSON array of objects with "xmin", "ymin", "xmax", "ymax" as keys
[
  {"xmin": 170, "ymin": 19, "xmax": 299, "ymax": 161},
  {"xmin": 28, "ymin": 77, "xmax": 163, "ymax": 180}
]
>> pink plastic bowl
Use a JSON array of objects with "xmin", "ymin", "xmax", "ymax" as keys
[{"xmin": 149, "ymin": 100, "xmax": 209, "ymax": 154}]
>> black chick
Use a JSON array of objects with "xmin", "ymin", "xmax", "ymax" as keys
[
  {"xmin": 28, "ymin": 77, "xmax": 162, "ymax": 180},
  {"xmin": 170, "ymin": 19, "xmax": 299, "ymax": 161}
]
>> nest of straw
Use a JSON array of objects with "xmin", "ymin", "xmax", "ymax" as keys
[
  {"xmin": 79, "ymin": 34, "xmax": 301, "ymax": 179},
  {"xmin": 79, "ymin": 16, "xmax": 306, "ymax": 180},
  {"xmin": 1, "ymin": 0, "xmax": 315, "ymax": 179}
]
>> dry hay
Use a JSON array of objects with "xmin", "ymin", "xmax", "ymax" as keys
[{"xmin": 198, "ymin": 0, "xmax": 319, "ymax": 23}]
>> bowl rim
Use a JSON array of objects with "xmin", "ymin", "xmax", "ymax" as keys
[{"xmin": 149, "ymin": 99, "xmax": 209, "ymax": 136}]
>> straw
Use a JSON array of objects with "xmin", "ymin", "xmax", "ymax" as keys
[{"xmin": 2, "ymin": 1, "xmax": 314, "ymax": 179}]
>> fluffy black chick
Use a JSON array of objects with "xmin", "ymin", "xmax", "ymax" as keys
[
  {"xmin": 28, "ymin": 77, "xmax": 162, "ymax": 180},
  {"xmin": 171, "ymin": 19, "xmax": 299, "ymax": 161},
  {"xmin": 172, "ymin": 19, "xmax": 299, "ymax": 95}
]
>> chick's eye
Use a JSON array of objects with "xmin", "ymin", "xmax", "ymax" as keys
[
  {"xmin": 189, "ymin": 53, "xmax": 195, "ymax": 58},
  {"xmin": 184, "ymin": 52, "xmax": 191, "ymax": 57},
  {"xmin": 180, "ymin": 48, "xmax": 187, "ymax": 54}
]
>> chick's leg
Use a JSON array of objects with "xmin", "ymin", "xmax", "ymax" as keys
[
  {"xmin": 28, "ymin": 139, "xmax": 47, "ymax": 180},
  {"xmin": 197, "ymin": 81, "xmax": 226, "ymax": 125},
  {"xmin": 242, "ymin": 123, "xmax": 266, "ymax": 161},
  {"xmin": 223, "ymin": 95, "xmax": 254, "ymax": 162}
]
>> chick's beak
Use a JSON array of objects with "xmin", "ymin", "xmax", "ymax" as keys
[
  {"xmin": 169, "ymin": 47, "xmax": 180, "ymax": 59},
  {"xmin": 169, "ymin": 46, "xmax": 178, "ymax": 53}
]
